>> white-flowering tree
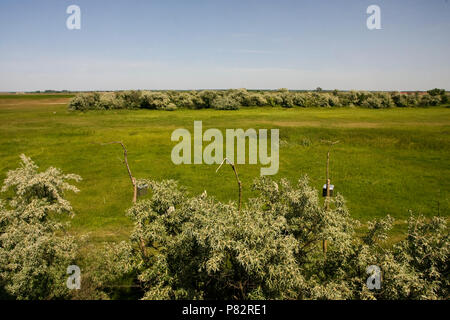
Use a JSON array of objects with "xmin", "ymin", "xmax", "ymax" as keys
[
  {"xmin": 113, "ymin": 176, "xmax": 448, "ymax": 300},
  {"xmin": 67, "ymin": 90, "xmax": 448, "ymax": 111},
  {"xmin": 211, "ymin": 95, "xmax": 240, "ymax": 110},
  {"xmin": 0, "ymin": 155, "xmax": 81, "ymax": 300},
  {"xmin": 68, "ymin": 92, "xmax": 101, "ymax": 111},
  {"xmin": 1, "ymin": 156, "xmax": 446, "ymax": 300}
]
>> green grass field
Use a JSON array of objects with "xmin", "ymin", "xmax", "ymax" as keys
[{"xmin": 0, "ymin": 94, "xmax": 449, "ymax": 244}]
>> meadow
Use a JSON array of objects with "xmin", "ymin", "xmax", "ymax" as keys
[{"xmin": 0, "ymin": 94, "xmax": 448, "ymax": 244}]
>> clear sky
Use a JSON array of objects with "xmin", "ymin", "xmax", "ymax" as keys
[{"xmin": 0, "ymin": 0, "xmax": 449, "ymax": 91}]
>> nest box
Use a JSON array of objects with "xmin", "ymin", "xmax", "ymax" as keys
[
  {"xmin": 322, "ymin": 184, "xmax": 334, "ymax": 197},
  {"xmin": 137, "ymin": 184, "xmax": 149, "ymax": 198}
]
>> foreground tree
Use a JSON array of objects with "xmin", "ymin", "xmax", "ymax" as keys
[
  {"xmin": 115, "ymin": 176, "xmax": 448, "ymax": 300},
  {"xmin": 0, "ymin": 157, "xmax": 447, "ymax": 300},
  {"xmin": 0, "ymin": 155, "xmax": 81, "ymax": 299}
]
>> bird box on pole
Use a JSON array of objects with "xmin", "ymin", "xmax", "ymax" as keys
[{"xmin": 322, "ymin": 183, "xmax": 334, "ymax": 197}]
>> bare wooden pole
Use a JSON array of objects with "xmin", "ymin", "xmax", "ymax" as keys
[
  {"xmin": 99, "ymin": 141, "xmax": 137, "ymax": 204},
  {"xmin": 321, "ymin": 140, "xmax": 339, "ymax": 259},
  {"xmin": 216, "ymin": 158, "xmax": 242, "ymax": 212},
  {"xmin": 98, "ymin": 141, "xmax": 147, "ymax": 258}
]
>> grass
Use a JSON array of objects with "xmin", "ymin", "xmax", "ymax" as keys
[{"xmin": 0, "ymin": 95, "xmax": 448, "ymax": 244}]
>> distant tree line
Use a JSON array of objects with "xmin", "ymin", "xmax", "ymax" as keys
[{"xmin": 68, "ymin": 88, "xmax": 449, "ymax": 111}]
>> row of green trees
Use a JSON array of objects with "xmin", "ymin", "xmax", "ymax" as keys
[
  {"xmin": 0, "ymin": 156, "xmax": 448, "ymax": 300},
  {"xmin": 68, "ymin": 89, "xmax": 449, "ymax": 111}
]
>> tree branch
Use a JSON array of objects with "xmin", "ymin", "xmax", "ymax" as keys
[
  {"xmin": 96, "ymin": 141, "xmax": 146, "ymax": 257},
  {"xmin": 98, "ymin": 141, "xmax": 135, "ymax": 187},
  {"xmin": 216, "ymin": 158, "xmax": 242, "ymax": 212}
]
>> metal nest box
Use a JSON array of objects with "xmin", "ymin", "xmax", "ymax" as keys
[
  {"xmin": 322, "ymin": 184, "xmax": 334, "ymax": 197},
  {"xmin": 137, "ymin": 184, "xmax": 149, "ymax": 198}
]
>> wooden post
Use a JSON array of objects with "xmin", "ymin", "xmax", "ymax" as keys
[
  {"xmin": 321, "ymin": 140, "xmax": 339, "ymax": 259},
  {"xmin": 217, "ymin": 158, "xmax": 242, "ymax": 212},
  {"xmin": 99, "ymin": 141, "xmax": 147, "ymax": 258},
  {"xmin": 323, "ymin": 152, "xmax": 330, "ymax": 258},
  {"xmin": 132, "ymin": 177, "xmax": 137, "ymax": 204},
  {"xmin": 99, "ymin": 141, "xmax": 137, "ymax": 203}
]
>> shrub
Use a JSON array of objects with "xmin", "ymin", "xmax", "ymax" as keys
[
  {"xmin": 104, "ymin": 176, "xmax": 448, "ymax": 300},
  {"xmin": 123, "ymin": 178, "xmax": 323, "ymax": 299},
  {"xmin": 362, "ymin": 96, "xmax": 383, "ymax": 109},
  {"xmin": 293, "ymin": 93, "xmax": 307, "ymax": 107},
  {"xmin": 426, "ymin": 89, "xmax": 449, "ymax": 104},
  {"xmin": 198, "ymin": 90, "xmax": 218, "ymax": 109},
  {"xmin": 68, "ymin": 92, "xmax": 100, "ymax": 111},
  {"xmin": 280, "ymin": 91, "xmax": 295, "ymax": 108},
  {"xmin": 67, "ymin": 89, "xmax": 448, "ymax": 111},
  {"xmin": 420, "ymin": 94, "xmax": 441, "ymax": 107},
  {"xmin": 361, "ymin": 93, "xmax": 394, "ymax": 109},
  {"xmin": 327, "ymin": 94, "xmax": 341, "ymax": 107},
  {"xmin": 189, "ymin": 91, "xmax": 206, "ymax": 109},
  {"xmin": 69, "ymin": 241, "xmax": 134, "ymax": 300},
  {"xmin": 211, "ymin": 95, "xmax": 240, "ymax": 110},
  {"xmin": 427, "ymin": 88, "xmax": 445, "ymax": 96},
  {"xmin": 311, "ymin": 92, "xmax": 330, "ymax": 107},
  {"xmin": 375, "ymin": 92, "xmax": 395, "ymax": 108},
  {"xmin": 115, "ymin": 90, "xmax": 142, "ymax": 109},
  {"xmin": 2, "ymin": 157, "xmax": 447, "ymax": 300},
  {"xmin": 248, "ymin": 93, "xmax": 268, "ymax": 106},
  {"xmin": 98, "ymin": 92, "xmax": 120, "ymax": 110},
  {"xmin": 338, "ymin": 91, "xmax": 359, "ymax": 107},
  {"xmin": 0, "ymin": 155, "xmax": 81, "ymax": 300},
  {"xmin": 392, "ymin": 92, "xmax": 408, "ymax": 107},
  {"xmin": 265, "ymin": 92, "xmax": 283, "ymax": 107},
  {"xmin": 388, "ymin": 215, "xmax": 449, "ymax": 299},
  {"xmin": 140, "ymin": 92, "xmax": 170, "ymax": 110},
  {"xmin": 171, "ymin": 92, "xmax": 196, "ymax": 109},
  {"xmin": 228, "ymin": 88, "xmax": 250, "ymax": 106},
  {"xmin": 405, "ymin": 94, "xmax": 419, "ymax": 107}
]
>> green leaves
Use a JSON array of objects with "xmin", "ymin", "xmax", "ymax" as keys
[
  {"xmin": 68, "ymin": 89, "xmax": 449, "ymax": 111},
  {"xmin": 120, "ymin": 176, "xmax": 448, "ymax": 300},
  {"xmin": 0, "ymin": 155, "xmax": 80, "ymax": 299},
  {"xmin": 1, "ymin": 154, "xmax": 81, "ymax": 218},
  {"xmin": 1, "ymin": 156, "xmax": 447, "ymax": 300}
]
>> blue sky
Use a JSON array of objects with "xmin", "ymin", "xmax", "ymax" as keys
[{"xmin": 0, "ymin": 0, "xmax": 449, "ymax": 91}]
